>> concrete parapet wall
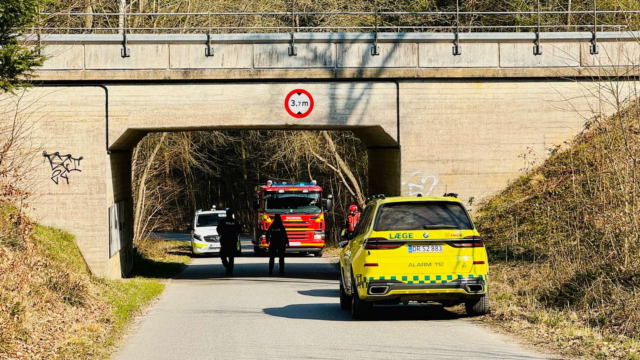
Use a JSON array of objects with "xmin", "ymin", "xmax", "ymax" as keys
[{"xmin": 30, "ymin": 32, "xmax": 640, "ymax": 81}]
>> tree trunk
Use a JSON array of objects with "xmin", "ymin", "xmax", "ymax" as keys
[
  {"xmin": 118, "ymin": 0, "xmax": 126, "ymax": 35},
  {"xmin": 134, "ymin": 133, "xmax": 166, "ymax": 240},
  {"xmin": 84, "ymin": 0, "xmax": 93, "ymax": 30},
  {"xmin": 321, "ymin": 131, "xmax": 366, "ymax": 208}
]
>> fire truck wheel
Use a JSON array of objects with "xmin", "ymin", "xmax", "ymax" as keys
[{"xmin": 314, "ymin": 250, "xmax": 324, "ymax": 257}]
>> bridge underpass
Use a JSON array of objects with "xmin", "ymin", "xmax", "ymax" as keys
[{"xmin": 7, "ymin": 31, "xmax": 638, "ymax": 278}]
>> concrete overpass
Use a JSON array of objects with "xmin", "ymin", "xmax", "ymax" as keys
[{"xmin": 9, "ymin": 31, "xmax": 639, "ymax": 278}]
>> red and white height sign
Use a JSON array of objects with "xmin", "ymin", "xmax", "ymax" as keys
[{"xmin": 284, "ymin": 89, "xmax": 314, "ymax": 118}]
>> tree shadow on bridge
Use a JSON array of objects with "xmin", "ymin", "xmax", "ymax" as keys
[{"xmin": 263, "ymin": 302, "xmax": 463, "ymax": 322}]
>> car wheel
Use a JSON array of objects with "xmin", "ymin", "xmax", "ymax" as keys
[
  {"xmin": 339, "ymin": 274, "xmax": 351, "ymax": 310},
  {"xmin": 351, "ymin": 274, "xmax": 371, "ymax": 320},
  {"xmin": 465, "ymin": 292, "xmax": 490, "ymax": 316},
  {"xmin": 314, "ymin": 250, "xmax": 324, "ymax": 257}
]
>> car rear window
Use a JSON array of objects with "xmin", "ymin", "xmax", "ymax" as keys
[{"xmin": 374, "ymin": 202, "xmax": 473, "ymax": 231}]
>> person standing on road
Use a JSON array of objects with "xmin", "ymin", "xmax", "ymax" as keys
[
  {"xmin": 345, "ymin": 204, "xmax": 360, "ymax": 238},
  {"xmin": 217, "ymin": 209, "xmax": 242, "ymax": 276},
  {"xmin": 266, "ymin": 214, "xmax": 289, "ymax": 276}
]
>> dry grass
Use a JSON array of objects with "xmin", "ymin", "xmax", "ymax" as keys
[
  {"xmin": 0, "ymin": 203, "xmax": 166, "ymax": 359},
  {"xmin": 475, "ymin": 104, "xmax": 640, "ymax": 359}
]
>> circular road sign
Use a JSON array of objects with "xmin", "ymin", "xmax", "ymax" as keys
[{"xmin": 285, "ymin": 89, "xmax": 314, "ymax": 118}]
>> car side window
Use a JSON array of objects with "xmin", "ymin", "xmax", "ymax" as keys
[{"xmin": 353, "ymin": 205, "xmax": 374, "ymax": 238}]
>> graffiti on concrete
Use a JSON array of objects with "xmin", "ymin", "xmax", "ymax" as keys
[
  {"xmin": 42, "ymin": 151, "xmax": 83, "ymax": 185},
  {"xmin": 402, "ymin": 171, "xmax": 440, "ymax": 196}
]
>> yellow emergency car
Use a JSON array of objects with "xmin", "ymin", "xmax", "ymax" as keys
[{"xmin": 338, "ymin": 194, "xmax": 489, "ymax": 319}]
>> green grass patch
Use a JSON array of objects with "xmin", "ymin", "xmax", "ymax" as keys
[{"xmin": 130, "ymin": 238, "xmax": 192, "ymax": 279}]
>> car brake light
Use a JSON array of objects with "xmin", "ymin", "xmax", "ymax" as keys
[
  {"xmin": 448, "ymin": 236, "xmax": 484, "ymax": 248},
  {"xmin": 364, "ymin": 263, "xmax": 378, "ymax": 267},
  {"xmin": 364, "ymin": 238, "xmax": 404, "ymax": 250},
  {"xmin": 473, "ymin": 261, "xmax": 485, "ymax": 265}
]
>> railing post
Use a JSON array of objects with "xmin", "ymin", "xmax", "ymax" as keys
[
  {"xmin": 371, "ymin": 1, "xmax": 380, "ymax": 56},
  {"xmin": 205, "ymin": 12, "xmax": 214, "ymax": 57},
  {"xmin": 121, "ymin": 0, "xmax": 130, "ymax": 58},
  {"xmin": 288, "ymin": 4, "xmax": 297, "ymax": 56},
  {"xmin": 533, "ymin": 0, "xmax": 542, "ymax": 55},
  {"xmin": 452, "ymin": 0, "xmax": 462, "ymax": 56},
  {"xmin": 590, "ymin": 0, "xmax": 599, "ymax": 55}
]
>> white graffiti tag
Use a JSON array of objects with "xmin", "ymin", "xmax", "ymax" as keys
[{"xmin": 402, "ymin": 171, "xmax": 440, "ymax": 196}]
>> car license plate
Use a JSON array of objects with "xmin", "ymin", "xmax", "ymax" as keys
[
  {"xmin": 409, "ymin": 245, "xmax": 443, "ymax": 253},
  {"xmin": 209, "ymin": 244, "xmax": 220, "ymax": 249},
  {"xmin": 289, "ymin": 242, "xmax": 301, "ymax": 246}
]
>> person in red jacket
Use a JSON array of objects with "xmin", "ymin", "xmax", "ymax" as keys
[{"xmin": 345, "ymin": 204, "xmax": 360, "ymax": 238}]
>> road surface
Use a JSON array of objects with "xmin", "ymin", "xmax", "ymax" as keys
[{"xmin": 113, "ymin": 239, "xmax": 549, "ymax": 360}]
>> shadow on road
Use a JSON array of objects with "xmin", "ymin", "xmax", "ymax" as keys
[
  {"xmin": 263, "ymin": 303, "xmax": 463, "ymax": 322},
  {"xmin": 174, "ymin": 261, "xmax": 339, "ymax": 281},
  {"xmin": 298, "ymin": 289, "xmax": 340, "ymax": 298}
]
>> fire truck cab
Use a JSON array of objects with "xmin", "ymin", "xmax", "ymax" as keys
[{"xmin": 252, "ymin": 180, "xmax": 333, "ymax": 257}]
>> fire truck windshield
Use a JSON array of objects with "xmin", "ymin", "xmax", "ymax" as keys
[{"xmin": 264, "ymin": 192, "xmax": 322, "ymax": 214}]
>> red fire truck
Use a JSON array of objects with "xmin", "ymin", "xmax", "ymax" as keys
[{"xmin": 252, "ymin": 180, "xmax": 333, "ymax": 257}]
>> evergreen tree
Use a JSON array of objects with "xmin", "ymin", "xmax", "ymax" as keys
[{"xmin": 0, "ymin": 0, "xmax": 45, "ymax": 93}]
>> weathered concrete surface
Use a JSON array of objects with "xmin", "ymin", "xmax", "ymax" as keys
[
  {"xmin": 169, "ymin": 44, "xmax": 252, "ymax": 69},
  {"xmin": 85, "ymin": 44, "xmax": 170, "ymax": 70},
  {"xmin": 419, "ymin": 43, "xmax": 499, "ymax": 68},
  {"xmin": 9, "ymin": 77, "xmax": 630, "ymax": 278},
  {"xmin": 105, "ymin": 83, "xmax": 399, "ymax": 150},
  {"xmin": 337, "ymin": 43, "xmax": 417, "ymax": 68},
  {"xmin": 499, "ymin": 42, "xmax": 580, "ymax": 68},
  {"xmin": 397, "ymin": 80, "xmax": 620, "ymax": 211},
  {"xmin": 30, "ymin": 32, "xmax": 640, "ymax": 81},
  {"xmin": 254, "ymin": 43, "xmax": 335, "ymax": 68}
]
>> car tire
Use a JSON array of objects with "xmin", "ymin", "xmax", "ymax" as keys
[
  {"xmin": 314, "ymin": 250, "xmax": 324, "ymax": 257},
  {"xmin": 465, "ymin": 292, "xmax": 490, "ymax": 316},
  {"xmin": 339, "ymin": 274, "xmax": 351, "ymax": 310},
  {"xmin": 351, "ymin": 274, "xmax": 372, "ymax": 320}
]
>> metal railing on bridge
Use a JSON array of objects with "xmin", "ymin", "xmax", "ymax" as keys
[{"xmin": 31, "ymin": 9, "xmax": 640, "ymax": 35}]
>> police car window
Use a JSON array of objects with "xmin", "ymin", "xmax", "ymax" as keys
[
  {"xmin": 196, "ymin": 213, "xmax": 226, "ymax": 227},
  {"xmin": 374, "ymin": 202, "xmax": 473, "ymax": 231}
]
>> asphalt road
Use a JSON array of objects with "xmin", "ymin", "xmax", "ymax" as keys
[{"xmin": 113, "ymin": 239, "xmax": 549, "ymax": 360}]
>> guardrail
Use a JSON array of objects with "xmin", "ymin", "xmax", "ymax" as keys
[{"xmin": 30, "ymin": 9, "xmax": 639, "ymax": 35}]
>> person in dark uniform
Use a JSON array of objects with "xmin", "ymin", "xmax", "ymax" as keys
[
  {"xmin": 266, "ymin": 214, "xmax": 289, "ymax": 276},
  {"xmin": 217, "ymin": 209, "xmax": 242, "ymax": 276}
]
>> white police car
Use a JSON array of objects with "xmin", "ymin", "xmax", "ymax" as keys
[{"xmin": 190, "ymin": 207, "xmax": 241, "ymax": 256}]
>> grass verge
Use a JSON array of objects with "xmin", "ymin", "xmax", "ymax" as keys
[
  {"xmin": 474, "ymin": 104, "xmax": 640, "ymax": 359},
  {"xmin": 0, "ymin": 203, "xmax": 190, "ymax": 359}
]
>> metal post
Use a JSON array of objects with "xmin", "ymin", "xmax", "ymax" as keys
[
  {"xmin": 371, "ymin": 0, "xmax": 380, "ymax": 56},
  {"xmin": 205, "ymin": 12, "xmax": 214, "ymax": 57},
  {"xmin": 533, "ymin": 0, "xmax": 542, "ymax": 55},
  {"xmin": 452, "ymin": 0, "xmax": 461, "ymax": 56},
  {"xmin": 590, "ymin": 0, "xmax": 599, "ymax": 54},
  {"xmin": 121, "ymin": 1, "xmax": 130, "ymax": 58},
  {"xmin": 288, "ymin": 2, "xmax": 297, "ymax": 56}
]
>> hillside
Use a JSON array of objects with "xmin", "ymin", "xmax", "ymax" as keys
[
  {"xmin": 475, "ymin": 104, "xmax": 640, "ymax": 358},
  {"xmin": 0, "ymin": 203, "xmax": 169, "ymax": 359}
]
